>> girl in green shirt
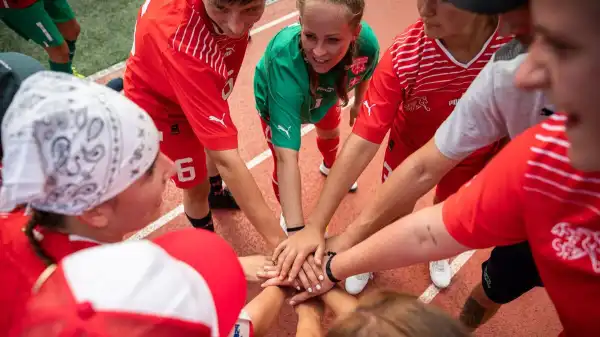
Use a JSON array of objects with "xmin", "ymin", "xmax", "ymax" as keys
[{"xmin": 254, "ymin": 0, "xmax": 379, "ymax": 245}]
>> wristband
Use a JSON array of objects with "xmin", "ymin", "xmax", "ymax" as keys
[
  {"xmin": 286, "ymin": 225, "xmax": 305, "ymax": 233},
  {"xmin": 325, "ymin": 252, "xmax": 341, "ymax": 283}
]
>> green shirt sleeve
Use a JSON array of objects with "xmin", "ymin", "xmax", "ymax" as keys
[{"xmin": 356, "ymin": 22, "xmax": 380, "ymax": 81}]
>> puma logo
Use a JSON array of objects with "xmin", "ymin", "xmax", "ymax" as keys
[
  {"xmin": 277, "ymin": 125, "xmax": 292, "ymax": 139},
  {"xmin": 209, "ymin": 113, "xmax": 227, "ymax": 127},
  {"xmin": 363, "ymin": 101, "xmax": 376, "ymax": 116}
]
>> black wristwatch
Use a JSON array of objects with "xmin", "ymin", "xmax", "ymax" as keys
[{"xmin": 325, "ymin": 251, "xmax": 341, "ymax": 283}]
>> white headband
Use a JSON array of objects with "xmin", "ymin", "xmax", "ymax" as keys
[{"xmin": 0, "ymin": 71, "xmax": 160, "ymax": 215}]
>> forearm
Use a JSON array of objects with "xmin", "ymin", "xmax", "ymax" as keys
[
  {"xmin": 320, "ymin": 288, "xmax": 358, "ymax": 317},
  {"xmin": 277, "ymin": 155, "xmax": 304, "ymax": 228},
  {"xmin": 331, "ymin": 203, "xmax": 469, "ymax": 280},
  {"xmin": 341, "ymin": 140, "xmax": 457, "ymax": 248},
  {"xmin": 243, "ymin": 287, "xmax": 287, "ymax": 337},
  {"xmin": 296, "ymin": 306, "xmax": 323, "ymax": 337},
  {"xmin": 208, "ymin": 149, "xmax": 286, "ymax": 248},
  {"xmin": 308, "ymin": 134, "xmax": 378, "ymax": 232},
  {"xmin": 353, "ymin": 79, "xmax": 370, "ymax": 104}
]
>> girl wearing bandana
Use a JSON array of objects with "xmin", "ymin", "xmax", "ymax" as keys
[
  {"xmin": 0, "ymin": 71, "xmax": 173, "ymax": 335},
  {"xmin": 253, "ymin": 0, "xmax": 378, "ymax": 274}
]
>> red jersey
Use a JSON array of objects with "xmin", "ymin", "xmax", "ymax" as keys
[
  {"xmin": 0, "ymin": 0, "xmax": 37, "ymax": 9},
  {"xmin": 124, "ymin": 0, "xmax": 249, "ymax": 150},
  {"xmin": 443, "ymin": 114, "xmax": 600, "ymax": 337},
  {"xmin": 352, "ymin": 20, "xmax": 511, "ymax": 147},
  {"xmin": 0, "ymin": 212, "xmax": 98, "ymax": 335}
]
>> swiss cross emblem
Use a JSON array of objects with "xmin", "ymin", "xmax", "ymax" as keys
[{"xmin": 349, "ymin": 56, "xmax": 368, "ymax": 75}]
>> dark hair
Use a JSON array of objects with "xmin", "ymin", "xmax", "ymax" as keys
[
  {"xmin": 24, "ymin": 210, "xmax": 66, "ymax": 267},
  {"xmin": 327, "ymin": 290, "xmax": 471, "ymax": 337},
  {"xmin": 297, "ymin": 0, "xmax": 365, "ymax": 107}
]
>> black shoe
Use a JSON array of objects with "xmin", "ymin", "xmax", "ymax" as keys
[
  {"xmin": 105, "ymin": 77, "xmax": 124, "ymax": 92},
  {"xmin": 209, "ymin": 187, "xmax": 240, "ymax": 209}
]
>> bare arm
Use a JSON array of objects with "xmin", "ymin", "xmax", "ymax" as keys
[
  {"xmin": 307, "ymin": 133, "xmax": 379, "ymax": 234},
  {"xmin": 243, "ymin": 287, "xmax": 287, "ymax": 337},
  {"xmin": 331, "ymin": 139, "xmax": 459, "ymax": 251},
  {"xmin": 320, "ymin": 287, "xmax": 358, "ymax": 318},
  {"xmin": 295, "ymin": 300, "xmax": 324, "ymax": 337},
  {"xmin": 330, "ymin": 203, "xmax": 469, "ymax": 280},
  {"xmin": 275, "ymin": 147, "xmax": 304, "ymax": 228},
  {"xmin": 208, "ymin": 149, "xmax": 286, "ymax": 249}
]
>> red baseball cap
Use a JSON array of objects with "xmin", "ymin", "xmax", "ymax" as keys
[{"xmin": 10, "ymin": 228, "xmax": 247, "ymax": 337}]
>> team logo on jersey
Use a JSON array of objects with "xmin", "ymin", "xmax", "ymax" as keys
[
  {"xmin": 551, "ymin": 222, "xmax": 600, "ymax": 273},
  {"xmin": 209, "ymin": 113, "xmax": 227, "ymax": 127},
  {"xmin": 403, "ymin": 96, "xmax": 431, "ymax": 112},
  {"xmin": 224, "ymin": 47, "xmax": 235, "ymax": 57},
  {"xmin": 348, "ymin": 56, "xmax": 368, "ymax": 75},
  {"xmin": 277, "ymin": 125, "xmax": 292, "ymax": 139},
  {"xmin": 363, "ymin": 101, "xmax": 376, "ymax": 116}
]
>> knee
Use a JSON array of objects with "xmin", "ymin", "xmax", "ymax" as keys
[
  {"xmin": 62, "ymin": 19, "xmax": 81, "ymax": 41},
  {"xmin": 316, "ymin": 127, "xmax": 340, "ymax": 139},
  {"xmin": 183, "ymin": 180, "xmax": 210, "ymax": 204}
]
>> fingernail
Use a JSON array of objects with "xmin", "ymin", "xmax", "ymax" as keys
[
  {"xmin": 308, "ymin": 287, "xmax": 313, "ymax": 293},
  {"xmin": 318, "ymin": 275, "xmax": 324, "ymax": 281},
  {"xmin": 290, "ymin": 301, "xmax": 296, "ymax": 306},
  {"xmin": 288, "ymin": 277, "xmax": 293, "ymax": 282},
  {"xmin": 296, "ymin": 286, "xmax": 301, "ymax": 290},
  {"xmin": 316, "ymin": 284, "xmax": 321, "ymax": 290}
]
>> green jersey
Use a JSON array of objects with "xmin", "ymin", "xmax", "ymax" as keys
[{"xmin": 254, "ymin": 21, "xmax": 380, "ymax": 150}]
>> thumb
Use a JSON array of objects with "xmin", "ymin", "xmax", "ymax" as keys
[{"xmin": 314, "ymin": 242, "xmax": 326, "ymax": 266}]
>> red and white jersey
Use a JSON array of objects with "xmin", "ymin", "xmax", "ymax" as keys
[
  {"xmin": 444, "ymin": 114, "xmax": 600, "ymax": 337},
  {"xmin": 124, "ymin": 0, "xmax": 249, "ymax": 150},
  {"xmin": 352, "ymin": 20, "xmax": 511, "ymax": 148}
]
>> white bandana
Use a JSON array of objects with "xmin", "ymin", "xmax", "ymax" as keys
[{"xmin": 0, "ymin": 71, "xmax": 160, "ymax": 215}]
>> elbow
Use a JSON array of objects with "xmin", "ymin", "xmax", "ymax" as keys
[{"xmin": 406, "ymin": 155, "xmax": 439, "ymax": 187}]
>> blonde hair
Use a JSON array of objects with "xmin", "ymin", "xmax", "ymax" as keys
[
  {"xmin": 296, "ymin": 0, "xmax": 365, "ymax": 107},
  {"xmin": 327, "ymin": 290, "xmax": 471, "ymax": 337}
]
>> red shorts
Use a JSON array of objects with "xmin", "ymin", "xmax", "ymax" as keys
[
  {"xmin": 261, "ymin": 103, "xmax": 341, "ymax": 184},
  {"xmin": 124, "ymin": 81, "xmax": 207, "ymax": 189},
  {"xmin": 382, "ymin": 129, "xmax": 504, "ymax": 202}
]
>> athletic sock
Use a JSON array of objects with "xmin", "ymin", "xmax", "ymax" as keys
[
  {"xmin": 186, "ymin": 211, "xmax": 214, "ymax": 232},
  {"xmin": 66, "ymin": 40, "xmax": 77, "ymax": 62},
  {"xmin": 49, "ymin": 60, "xmax": 73, "ymax": 74},
  {"xmin": 209, "ymin": 174, "xmax": 223, "ymax": 193},
  {"xmin": 316, "ymin": 136, "xmax": 340, "ymax": 169}
]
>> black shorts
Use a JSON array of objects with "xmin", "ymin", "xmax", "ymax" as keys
[{"xmin": 481, "ymin": 241, "xmax": 543, "ymax": 304}]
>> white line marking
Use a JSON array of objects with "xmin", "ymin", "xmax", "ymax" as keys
[
  {"xmin": 418, "ymin": 250, "xmax": 476, "ymax": 303},
  {"xmin": 249, "ymin": 11, "xmax": 299, "ymax": 35},
  {"xmin": 129, "ymin": 97, "xmax": 354, "ymax": 241},
  {"xmin": 87, "ymin": 11, "xmax": 299, "ymax": 81}
]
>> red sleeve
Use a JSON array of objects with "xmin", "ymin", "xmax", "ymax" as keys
[
  {"xmin": 163, "ymin": 48, "xmax": 238, "ymax": 151},
  {"xmin": 352, "ymin": 47, "xmax": 404, "ymax": 144},
  {"xmin": 441, "ymin": 127, "xmax": 535, "ymax": 249}
]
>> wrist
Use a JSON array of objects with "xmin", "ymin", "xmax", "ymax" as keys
[{"xmin": 325, "ymin": 252, "xmax": 342, "ymax": 283}]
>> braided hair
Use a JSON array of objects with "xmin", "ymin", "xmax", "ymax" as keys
[
  {"xmin": 24, "ymin": 210, "xmax": 66, "ymax": 267},
  {"xmin": 297, "ymin": 0, "xmax": 365, "ymax": 107}
]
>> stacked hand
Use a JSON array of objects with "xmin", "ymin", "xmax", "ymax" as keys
[{"xmin": 255, "ymin": 228, "xmax": 353, "ymax": 304}]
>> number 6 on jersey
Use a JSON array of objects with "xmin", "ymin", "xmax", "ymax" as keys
[{"xmin": 174, "ymin": 157, "xmax": 196, "ymax": 182}]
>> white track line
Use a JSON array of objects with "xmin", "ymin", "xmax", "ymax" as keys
[{"xmin": 87, "ymin": 11, "xmax": 299, "ymax": 82}]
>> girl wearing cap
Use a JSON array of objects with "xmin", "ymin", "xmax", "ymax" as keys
[
  {"xmin": 0, "ymin": 71, "xmax": 174, "ymax": 335},
  {"xmin": 254, "ymin": 0, "xmax": 378, "ymax": 289},
  {"xmin": 272, "ymin": 0, "xmax": 511, "ymax": 294}
]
